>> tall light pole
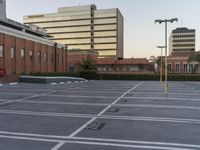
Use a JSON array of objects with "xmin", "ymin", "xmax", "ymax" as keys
[
  {"xmin": 157, "ymin": 46, "xmax": 165, "ymax": 84},
  {"xmin": 155, "ymin": 18, "xmax": 178, "ymax": 95}
]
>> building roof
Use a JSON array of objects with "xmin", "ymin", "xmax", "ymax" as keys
[
  {"xmin": 172, "ymin": 27, "xmax": 195, "ymax": 33},
  {"xmin": 0, "ymin": 18, "xmax": 50, "ymax": 38},
  {"xmin": 97, "ymin": 58, "xmax": 149, "ymax": 65}
]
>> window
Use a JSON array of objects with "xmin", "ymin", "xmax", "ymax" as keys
[
  {"xmin": 183, "ymin": 64, "xmax": 193, "ymax": 73},
  {"xmin": 0, "ymin": 45, "xmax": 4, "ymax": 57},
  {"xmin": 44, "ymin": 53, "xmax": 47, "ymax": 62},
  {"xmin": 21, "ymin": 49, "xmax": 25, "ymax": 58},
  {"xmin": 175, "ymin": 64, "xmax": 180, "ymax": 73},
  {"xmin": 30, "ymin": 50, "xmax": 33, "ymax": 61},
  {"xmin": 37, "ymin": 52, "xmax": 41, "ymax": 62},
  {"xmin": 168, "ymin": 64, "xmax": 172, "ymax": 72},
  {"xmin": 11, "ymin": 47, "xmax": 15, "ymax": 58}
]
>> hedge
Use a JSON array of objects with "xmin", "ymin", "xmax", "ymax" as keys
[{"xmin": 22, "ymin": 72, "xmax": 200, "ymax": 81}]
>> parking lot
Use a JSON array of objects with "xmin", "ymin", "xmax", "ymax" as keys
[{"xmin": 0, "ymin": 80, "xmax": 200, "ymax": 150}]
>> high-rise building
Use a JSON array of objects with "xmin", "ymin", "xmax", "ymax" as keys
[
  {"xmin": 169, "ymin": 27, "xmax": 195, "ymax": 55},
  {"xmin": 0, "ymin": 0, "xmax": 6, "ymax": 20},
  {"xmin": 23, "ymin": 5, "xmax": 124, "ymax": 58}
]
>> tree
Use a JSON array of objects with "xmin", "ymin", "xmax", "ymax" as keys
[
  {"xmin": 188, "ymin": 54, "xmax": 200, "ymax": 73},
  {"xmin": 188, "ymin": 54, "xmax": 200, "ymax": 63},
  {"xmin": 80, "ymin": 56, "xmax": 97, "ymax": 71},
  {"xmin": 149, "ymin": 56, "xmax": 164, "ymax": 73}
]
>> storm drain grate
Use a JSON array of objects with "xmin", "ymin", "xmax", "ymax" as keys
[
  {"xmin": 86, "ymin": 122, "xmax": 105, "ymax": 130},
  {"xmin": 107, "ymin": 108, "xmax": 120, "ymax": 112},
  {"xmin": 122, "ymin": 99, "xmax": 128, "ymax": 103}
]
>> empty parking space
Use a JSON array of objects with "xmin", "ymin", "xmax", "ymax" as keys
[{"xmin": 0, "ymin": 80, "xmax": 200, "ymax": 149}]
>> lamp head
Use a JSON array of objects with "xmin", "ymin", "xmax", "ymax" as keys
[
  {"xmin": 170, "ymin": 18, "xmax": 178, "ymax": 23},
  {"xmin": 155, "ymin": 19, "xmax": 163, "ymax": 24}
]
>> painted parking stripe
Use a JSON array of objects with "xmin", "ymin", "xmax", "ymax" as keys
[
  {"xmin": 68, "ymin": 82, "xmax": 143, "ymax": 138},
  {"xmin": 0, "ymin": 109, "xmax": 200, "ymax": 124},
  {"xmin": 0, "ymin": 131, "xmax": 199, "ymax": 150}
]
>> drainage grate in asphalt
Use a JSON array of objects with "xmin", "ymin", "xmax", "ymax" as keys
[
  {"xmin": 86, "ymin": 122, "xmax": 105, "ymax": 130},
  {"xmin": 107, "ymin": 108, "xmax": 120, "ymax": 112},
  {"xmin": 122, "ymin": 99, "xmax": 128, "ymax": 103}
]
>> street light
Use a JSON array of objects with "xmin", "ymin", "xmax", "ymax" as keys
[
  {"xmin": 155, "ymin": 18, "xmax": 178, "ymax": 95},
  {"xmin": 157, "ymin": 46, "xmax": 165, "ymax": 84}
]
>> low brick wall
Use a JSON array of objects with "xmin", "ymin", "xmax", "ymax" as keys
[{"xmin": 0, "ymin": 75, "xmax": 19, "ymax": 83}]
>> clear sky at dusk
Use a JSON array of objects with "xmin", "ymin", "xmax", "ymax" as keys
[{"xmin": 6, "ymin": 0, "xmax": 200, "ymax": 58}]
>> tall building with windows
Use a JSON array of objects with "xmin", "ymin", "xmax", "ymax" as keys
[
  {"xmin": 169, "ymin": 27, "xmax": 195, "ymax": 55},
  {"xmin": 23, "ymin": 5, "xmax": 124, "ymax": 58},
  {"xmin": 0, "ymin": 0, "xmax": 6, "ymax": 20}
]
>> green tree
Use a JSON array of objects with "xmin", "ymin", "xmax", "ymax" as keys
[
  {"xmin": 188, "ymin": 54, "xmax": 200, "ymax": 63},
  {"xmin": 188, "ymin": 54, "xmax": 200, "ymax": 73},
  {"xmin": 80, "ymin": 57, "xmax": 97, "ymax": 71}
]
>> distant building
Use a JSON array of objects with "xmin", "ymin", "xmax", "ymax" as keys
[
  {"xmin": 67, "ymin": 51, "xmax": 98, "ymax": 72},
  {"xmin": 167, "ymin": 54, "xmax": 200, "ymax": 74},
  {"xmin": 97, "ymin": 58, "xmax": 152, "ymax": 74},
  {"xmin": 23, "ymin": 5, "xmax": 124, "ymax": 59},
  {"xmin": 0, "ymin": 0, "xmax": 6, "ymax": 20},
  {"xmin": 169, "ymin": 27, "xmax": 195, "ymax": 55}
]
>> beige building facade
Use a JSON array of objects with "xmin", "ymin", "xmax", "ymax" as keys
[{"xmin": 23, "ymin": 5, "xmax": 124, "ymax": 58}]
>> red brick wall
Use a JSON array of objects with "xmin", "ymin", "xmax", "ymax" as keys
[
  {"xmin": 67, "ymin": 53, "xmax": 97, "ymax": 72},
  {"xmin": 0, "ymin": 32, "xmax": 66, "ymax": 75}
]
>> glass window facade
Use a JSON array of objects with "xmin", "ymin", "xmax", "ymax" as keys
[
  {"xmin": 30, "ymin": 50, "xmax": 33, "ymax": 61},
  {"xmin": 68, "ymin": 45, "xmax": 91, "ymax": 50},
  {"xmin": 54, "ymin": 38, "xmax": 91, "ymax": 44},
  {"xmin": 34, "ymin": 20, "xmax": 91, "ymax": 28},
  {"xmin": 11, "ymin": 47, "xmax": 15, "ymax": 58},
  {"xmin": 47, "ymin": 26, "xmax": 91, "ymax": 33},
  {"xmin": 94, "ymin": 31, "xmax": 116, "ymax": 37},
  {"xmin": 24, "ymin": 5, "xmax": 123, "ymax": 58},
  {"xmin": 175, "ymin": 64, "xmax": 180, "ymax": 73},
  {"xmin": 94, "ymin": 37, "xmax": 116, "ymax": 43},
  {"xmin": 0, "ymin": 45, "xmax": 3, "ymax": 57},
  {"xmin": 94, "ymin": 44, "xmax": 116, "ymax": 49},
  {"xmin": 51, "ymin": 32, "xmax": 91, "ymax": 39},
  {"xmin": 97, "ymin": 50, "xmax": 116, "ymax": 56},
  {"xmin": 94, "ymin": 18, "xmax": 117, "ymax": 25},
  {"xmin": 94, "ymin": 25, "xmax": 116, "ymax": 31},
  {"xmin": 21, "ymin": 49, "xmax": 25, "ymax": 58}
]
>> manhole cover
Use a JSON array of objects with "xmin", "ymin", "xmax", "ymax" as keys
[{"xmin": 86, "ymin": 122, "xmax": 105, "ymax": 130}]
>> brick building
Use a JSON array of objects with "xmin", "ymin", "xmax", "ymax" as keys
[
  {"xmin": 167, "ymin": 52, "xmax": 200, "ymax": 74},
  {"xmin": 97, "ymin": 58, "xmax": 152, "ymax": 74},
  {"xmin": 67, "ymin": 51, "xmax": 97, "ymax": 72},
  {"xmin": 67, "ymin": 52, "xmax": 153, "ymax": 74},
  {"xmin": 0, "ymin": 20, "xmax": 67, "ymax": 76}
]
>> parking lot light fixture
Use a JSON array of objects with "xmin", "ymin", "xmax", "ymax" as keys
[{"xmin": 155, "ymin": 18, "xmax": 178, "ymax": 95}]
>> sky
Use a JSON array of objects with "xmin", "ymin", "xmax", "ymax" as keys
[{"xmin": 5, "ymin": 0, "xmax": 200, "ymax": 59}]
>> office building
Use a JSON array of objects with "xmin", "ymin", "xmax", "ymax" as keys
[
  {"xmin": 0, "ymin": 0, "xmax": 6, "ymax": 20},
  {"xmin": 23, "ymin": 5, "xmax": 124, "ymax": 58},
  {"xmin": 169, "ymin": 27, "xmax": 195, "ymax": 55}
]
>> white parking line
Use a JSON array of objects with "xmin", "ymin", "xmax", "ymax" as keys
[
  {"xmin": 51, "ymin": 141, "xmax": 66, "ymax": 150},
  {"xmin": 0, "ymin": 109, "xmax": 200, "ymax": 124},
  {"xmin": 130, "ymin": 91, "xmax": 200, "ymax": 96},
  {"xmin": 124, "ymin": 96, "xmax": 200, "ymax": 102},
  {"xmin": 0, "ymin": 90, "xmax": 57, "ymax": 106},
  {"xmin": 0, "ymin": 131, "xmax": 199, "ymax": 150},
  {"xmin": 114, "ymin": 104, "xmax": 200, "ymax": 110},
  {"xmin": 18, "ymin": 100, "xmax": 109, "ymax": 106},
  {"xmin": 45, "ymin": 95, "xmax": 118, "ymax": 99},
  {"xmin": 68, "ymin": 82, "xmax": 143, "ymax": 138}
]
